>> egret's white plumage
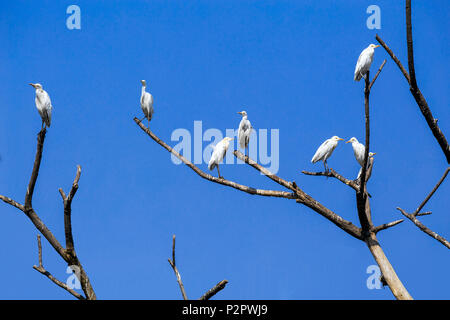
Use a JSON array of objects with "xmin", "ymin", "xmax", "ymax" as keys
[
  {"xmin": 237, "ymin": 111, "xmax": 252, "ymax": 156},
  {"xmin": 346, "ymin": 137, "xmax": 366, "ymax": 167},
  {"xmin": 29, "ymin": 83, "xmax": 52, "ymax": 128},
  {"xmin": 311, "ymin": 136, "xmax": 344, "ymax": 171},
  {"xmin": 346, "ymin": 137, "xmax": 376, "ymax": 179},
  {"xmin": 140, "ymin": 80, "xmax": 154, "ymax": 126},
  {"xmin": 208, "ymin": 137, "xmax": 233, "ymax": 178},
  {"xmin": 354, "ymin": 44, "xmax": 380, "ymax": 81}
]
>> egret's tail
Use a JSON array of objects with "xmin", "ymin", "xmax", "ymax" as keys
[{"xmin": 208, "ymin": 162, "xmax": 215, "ymax": 171}]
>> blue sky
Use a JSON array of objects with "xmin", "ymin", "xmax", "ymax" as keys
[{"xmin": 0, "ymin": 0, "xmax": 448, "ymax": 299}]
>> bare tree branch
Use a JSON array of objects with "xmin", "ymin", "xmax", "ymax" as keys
[
  {"xmin": 413, "ymin": 167, "xmax": 449, "ymax": 217},
  {"xmin": 0, "ymin": 130, "xmax": 96, "ymax": 300},
  {"xmin": 395, "ymin": 167, "xmax": 449, "ymax": 249},
  {"xmin": 397, "ymin": 208, "xmax": 450, "ymax": 249},
  {"xmin": 369, "ymin": 59, "xmax": 387, "ymax": 91},
  {"xmin": 405, "ymin": 0, "xmax": 417, "ymax": 89},
  {"xmin": 0, "ymin": 195, "xmax": 25, "ymax": 211},
  {"xmin": 134, "ymin": 118, "xmax": 296, "ymax": 199},
  {"xmin": 375, "ymin": 35, "xmax": 410, "ymax": 83},
  {"xmin": 25, "ymin": 129, "xmax": 46, "ymax": 209},
  {"xmin": 376, "ymin": 8, "xmax": 450, "ymax": 163},
  {"xmin": 32, "ymin": 235, "xmax": 86, "ymax": 300},
  {"xmin": 301, "ymin": 169, "xmax": 360, "ymax": 192},
  {"xmin": 231, "ymin": 150, "xmax": 363, "ymax": 240},
  {"xmin": 199, "ymin": 280, "xmax": 229, "ymax": 300},
  {"xmin": 168, "ymin": 235, "xmax": 188, "ymax": 300},
  {"xmin": 355, "ymin": 67, "xmax": 412, "ymax": 300},
  {"xmin": 373, "ymin": 219, "xmax": 404, "ymax": 234},
  {"xmin": 60, "ymin": 165, "xmax": 82, "ymax": 257},
  {"xmin": 167, "ymin": 235, "xmax": 228, "ymax": 300}
]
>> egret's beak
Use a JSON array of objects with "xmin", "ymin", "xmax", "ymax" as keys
[
  {"xmin": 29, "ymin": 83, "xmax": 36, "ymax": 88},
  {"xmin": 345, "ymin": 140, "xmax": 351, "ymax": 143},
  {"xmin": 371, "ymin": 152, "xmax": 377, "ymax": 156},
  {"xmin": 338, "ymin": 138, "xmax": 344, "ymax": 141},
  {"xmin": 237, "ymin": 112, "xmax": 242, "ymax": 115},
  {"xmin": 374, "ymin": 45, "xmax": 380, "ymax": 48}
]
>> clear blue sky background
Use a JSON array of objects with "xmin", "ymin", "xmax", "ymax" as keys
[{"xmin": 0, "ymin": 0, "xmax": 448, "ymax": 299}]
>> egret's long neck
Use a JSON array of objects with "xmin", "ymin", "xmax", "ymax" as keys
[
  {"xmin": 242, "ymin": 115, "xmax": 247, "ymax": 120},
  {"xmin": 141, "ymin": 86, "xmax": 147, "ymax": 96}
]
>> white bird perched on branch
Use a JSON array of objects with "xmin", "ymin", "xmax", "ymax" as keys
[
  {"xmin": 237, "ymin": 111, "xmax": 252, "ymax": 157},
  {"xmin": 140, "ymin": 80, "xmax": 154, "ymax": 127},
  {"xmin": 346, "ymin": 137, "xmax": 376, "ymax": 180},
  {"xmin": 29, "ymin": 83, "xmax": 52, "ymax": 129},
  {"xmin": 208, "ymin": 137, "xmax": 233, "ymax": 179},
  {"xmin": 354, "ymin": 44, "xmax": 380, "ymax": 81},
  {"xmin": 311, "ymin": 136, "xmax": 344, "ymax": 172}
]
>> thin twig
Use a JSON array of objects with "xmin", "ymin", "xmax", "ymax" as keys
[
  {"xmin": 301, "ymin": 169, "xmax": 360, "ymax": 192},
  {"xmin": 413, "ymin": 168, "xmax": 449, "ymax": 216},
  {"xmin": 369, "ymin": 59, "xmax": 387, "ymax": 91},
  {"xmin": 397, "ymin": 208, "xmax": 450, "ymax": 249},
  {"xmin": 199, "ymin": 280, "xmax": 229, "ymax": 300},
  {"xmin": 373, "ymin": 219, "xmax": 404, "ymax": 234},
  {"xmin": 375, "ymin": 34, "xmax": 410, "ymax": 83},
  {"xmin": 168, "ymin": 235, "xmax": 188, "ymax": 300},
  {"xmin": 32, "ymin": 234, "xmax": 86, "ymax": 300}
]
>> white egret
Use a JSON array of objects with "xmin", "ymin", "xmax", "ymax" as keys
[
  {"xmin": 346, "ymin": 137, "xmax": 376, "ymax": 179},
  {"xmin": 208, "ymin": 137, "xmax": 233, "ymax": 179},
  {"xmin": 311, "ymin": 136, "xmax": 344, "ymax": 172},
  {"xmin": 29, "ymin": 83, "xmax": 52, "ymax": 129},
  {"xmin": 354, "ymin": 44, "xmax": 380, "ymax": 81},
  {"xmin": 140, "ymin": 80, "xmax": 154, "ymax": 127},
  {"xmin": 237, "ymin": 111, "xmax": 252, "ymax": 157}
]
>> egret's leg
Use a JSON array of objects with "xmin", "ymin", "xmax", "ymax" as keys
[
  {"xmin": 139, "ymin": 116, "xmax": 146, "ymax": 122},
  {"xmin": 217, "ymin": 165, "xmax": 222, "ymax": 179}
]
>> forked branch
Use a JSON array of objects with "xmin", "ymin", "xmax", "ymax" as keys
[
  {"xmin": 168, "ymin": 235, "xmax": 228, "ymax": 300},
  {"xmin": 0, "ymin": 129, "xmax": 96, "ymax": 299}
]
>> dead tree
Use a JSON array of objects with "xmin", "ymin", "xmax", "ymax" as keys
[
  {"xmin": 375, "ymin": 0, "xmax": 449, "ymax": 249},
  {"xmin": 133, "ymin": 64, "xmax": 412, "ymax": 299},
  {"xmin": 0, "ymin": 129, "xmax": 96, "ymax": 300},
  {"xmin": 168, "ymin": 235, "xmax": 228, "ymax": 300},
  {"xmin": 133, "ymin": 0, "xmax": 448, "ymax": 300}
]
